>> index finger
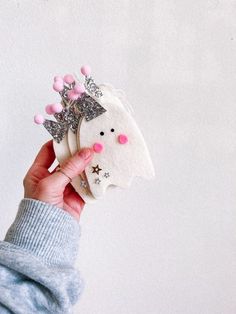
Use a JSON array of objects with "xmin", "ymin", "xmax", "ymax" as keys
[{"xmin": 32, "ymin": 140, "xmax": 56, "ymax": 170}]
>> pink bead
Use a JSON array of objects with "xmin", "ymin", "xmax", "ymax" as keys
[
  {"xmin": 68, "ymin": 89, "xmax": 79, "ymax": 100},
  {"xmin": 63, "ymin": 74, "xmax": 75, "ymax": 84},
  {"xmin": 81, "ymin": 65, "xmax": 91, "ymax": 76},
  {"xmin": 93, "ymin": 142, "xmax": 104, "ymax": 153},
  {"xmin": 74, "ymin": 83, "xmax": 85, "ymax": 94},
  {"xmin": 34, "ymin": 114, "xmax": 45, "ymax": 124},
  {"xmin": 51, "ymin": 103, "xmax": 63, "ymax": 113},
  {"xmin": 53, "ymin": 81, "xmax": 64, "ymax": 92},
  {"xmin": 118, "ymin": 134, "xmax": 128, "ymax": 144},
  {"xmin": 45, "ymin": 104, "xmax": 54, "ymax": 115},
  {"xmin": 54, "ymin": 76, "xmax": 63, "ymax": 82}
]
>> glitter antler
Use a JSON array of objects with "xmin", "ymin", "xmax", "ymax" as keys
[{"xmin": 34, "ymin": 65, "xmax": 106, "ymax": 143}]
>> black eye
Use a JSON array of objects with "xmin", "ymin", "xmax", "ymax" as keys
[
  {"xmin": 100, "ymin": 131, "xmax": 104, "ymax": 136},
  {"xmin": 111, "ymin": 128, "xmax": 115, "ymax": 132}
]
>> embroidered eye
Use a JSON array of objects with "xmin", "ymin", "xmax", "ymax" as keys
[
  {"xmin": 100, "ymin": 131, "xmax": 104, "ymax": 136},
  {"xmin": 111, "ymin": 128, "xmax": 115, "ymax": 132}
]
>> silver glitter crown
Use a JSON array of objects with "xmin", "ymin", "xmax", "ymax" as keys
[
  {"xmin": 35, "ymin": 67, "xmax": 107, "ymax": 144},
  {"xmin": 84, "ymin": 76, "xmax": 103, "ymax": 98}
]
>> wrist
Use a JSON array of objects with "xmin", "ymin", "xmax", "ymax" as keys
[{"xmin": 5, "ymin": 198, "xmax": 81, "ymax": 266}]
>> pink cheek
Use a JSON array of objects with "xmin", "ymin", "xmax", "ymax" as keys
[
  {"xmin": 93, "ymin": 142, "xmax": 104, "ymax": 153},
  {"xmin": 118, "ymin": 134, "xmax": 128, "ymax": 144}
]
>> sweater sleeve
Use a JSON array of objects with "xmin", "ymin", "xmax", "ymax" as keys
[{"xmin": 0, "ymin": 198, "xmax": 84, "ymax": 314}]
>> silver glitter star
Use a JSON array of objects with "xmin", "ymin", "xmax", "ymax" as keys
[
  {"xmin": 80, "ymin": 180, "xmax": 87, "ymax": 188},
  {"xmin": 103, "ymin": 172, "xmax": 110, "ymax": 178},
  {"xmin": 95, "ymin": 178, "xmax": 101, "ymax": 184}
]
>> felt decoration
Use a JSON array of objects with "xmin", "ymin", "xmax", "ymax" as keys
[{"xmin": 34, "ymin": 65, "xmax": 155, "ymax": 203}]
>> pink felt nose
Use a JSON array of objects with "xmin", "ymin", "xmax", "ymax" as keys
[
  {"xmin": 118, "ymin": 134, "xmax": 128, "ymax": 144},
  {"xmin": 93, "ymin": 142, "xmax": 104, "ymax": 153}
]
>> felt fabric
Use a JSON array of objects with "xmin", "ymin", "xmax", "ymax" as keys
[{"xmin": 79, "ymin": 85, "xmax": 155, "ymax": 199}]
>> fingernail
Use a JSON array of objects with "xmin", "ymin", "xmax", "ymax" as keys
[{"xmin": 78, "ymin": 148, "xmax": 92, "ymax": 160}]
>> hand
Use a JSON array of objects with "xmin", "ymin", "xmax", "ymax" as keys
[{"xmin": 23, "ymin": 140, "xmax": 93, "ymax": 221}]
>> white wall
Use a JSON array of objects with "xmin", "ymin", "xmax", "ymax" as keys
[{"xmin": 1, "ymin": 1, "xmax": 236, "ymax": 313}]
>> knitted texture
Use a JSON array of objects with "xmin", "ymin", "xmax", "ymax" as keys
[{"xmin": 0, "ymin": 198, "xmax": 84, "ymax": 314}]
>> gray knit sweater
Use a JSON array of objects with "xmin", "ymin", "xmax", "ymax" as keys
[{"xmin": 0, "ymin": 198, "xmax": 84, "ymax": 314}]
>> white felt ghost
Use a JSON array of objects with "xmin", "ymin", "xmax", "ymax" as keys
[{"xmin": 53, "ymin": 84, "xmax": 155, "ymax": 203}]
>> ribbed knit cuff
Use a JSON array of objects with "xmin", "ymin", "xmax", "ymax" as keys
[{"xmin": 4, "ymin": 198, "xmax": 81, "ymax": 266}]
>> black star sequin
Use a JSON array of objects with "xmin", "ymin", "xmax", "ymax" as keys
[{"xmin": 92, "ymin": 165, "xmax": 102, "ymax": 175}]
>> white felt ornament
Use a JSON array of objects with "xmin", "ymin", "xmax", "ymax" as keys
[
  {"xmin": 35, "ymin": 67, "xmax": 155, "ymax": 203},
  {"xmin": 78, "ymin": 85, "xmax": 155, "ymax": 200}
]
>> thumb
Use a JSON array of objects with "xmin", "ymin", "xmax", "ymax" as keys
[{"xmin": 45, "ymin": 147, "xmax": 93, "ymax": 190}]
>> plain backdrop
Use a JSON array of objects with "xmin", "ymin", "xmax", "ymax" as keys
[{"xmin": 1, "ymin": 1, "xmax": 236, "ymax": 313}]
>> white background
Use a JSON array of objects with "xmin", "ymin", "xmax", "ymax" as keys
[{"xmin": 0, "ymin": 1, "xmax": 236, "ymax": 313}]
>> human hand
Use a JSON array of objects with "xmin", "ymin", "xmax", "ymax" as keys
[{"xmin": 23, "ymin": 140, "xmax": 93, "ymax": 221}]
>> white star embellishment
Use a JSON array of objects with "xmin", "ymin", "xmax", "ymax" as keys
[
  {"xmin": 80, "ymin": 180, "xmax": 87, "ymax": 188},
  {"xmin": 95, "ymin": 178, "xmax": 101, "ymax": 184}
]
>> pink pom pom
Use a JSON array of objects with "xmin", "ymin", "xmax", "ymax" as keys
[
  {"xmin": 118, "ymin": 134, "xmax": 128, "ymax": 144},
  {"xmin": 54, "ymin": 76, "xmax": 63, "ymax": 82},
  {"xmin": 64, "ymin": 74, "xmax": 75, "ymax": 84},
  {"xmin": 93, "ymin": 142, "xmax": 104, "ymax": 153},
  {"xmin": 67, "ymin": 90, "xmax": 79, "ymax": 100},
  {"xmin": 74, "ymin": 83, "xmax": 85, "ymax": 94},
  {"xmin": 45, "ymin": 104, "xmax": 54, "ymax": 115},
  {"xmin": 81, "ymin": 65, "xmax": 91, "ymax": 76},
  {"xmin": 53, "ymin": 81, "xmax": 64, "ymax": 92},
  {"xmin": 34, "ymin": 114, "xmax": 45, "ymax": 124},
  {"xmin": 51, "ymin": 103, "xmax": 63, "ymax": 113}
]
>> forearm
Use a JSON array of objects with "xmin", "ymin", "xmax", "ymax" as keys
[{"xmin": 0, "ymin": 198, "xmax": 84, "ymax": 314}]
